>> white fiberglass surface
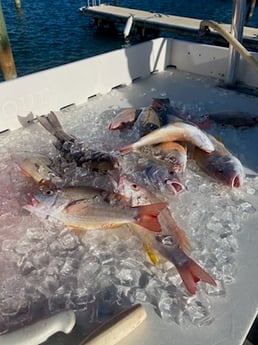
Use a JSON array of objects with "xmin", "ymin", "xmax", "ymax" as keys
[{"xmin": 0, "ymin": 68, "xmax": 257, "ymax": 345}]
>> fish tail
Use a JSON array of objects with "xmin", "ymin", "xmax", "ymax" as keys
[
  {"xmin": 119, "ymin": 144, "xmax": 135, "ymax": 155},
  {"xmin": 175, "ymin": 256, "xmax": 216, "ymax": 294},
  {"xmin": 196, "ymin": 118, "xmax": 212, "ymax": 130},
  {"xmin": 38, "ymin": 111, "xmax": 73, "ymax": 142},
  {"xmin": 158, "ymin": 209, "xmax": 191, "ymax": 253},
  {"xmin": 135, "ymin": 202, "xmax": 166, "ymax": 232}
]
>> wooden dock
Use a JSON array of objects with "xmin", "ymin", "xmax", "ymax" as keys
[{"xmin": 80, "ymin": 5, "xmax": 258, "ymax": 50}]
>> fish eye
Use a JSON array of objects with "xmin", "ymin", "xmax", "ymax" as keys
[
  {"xmin": 131, "ymin": 183, "xmax": 140, "ymax": 190},
  {"xmin": 43, "ymin": 189, "xmax": 55, "ymax": 196}
]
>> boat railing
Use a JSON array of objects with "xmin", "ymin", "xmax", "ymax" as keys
[
  {"xmin": 200, "ymin": 0, "xmax": 258, "ymax": 87},
  {"xmin": 225, "ymin": 0, "xmax": 246, "ymax": 86}
]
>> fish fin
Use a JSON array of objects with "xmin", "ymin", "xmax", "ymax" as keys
[
  {"xmin": 135, "ymin": 202, "xmax": 166, "ymax": 232},
  {"xmin": 38, "ymin": 111, "xmax": 72, "ymax": 142},
  {"xmin": 155, "ymin": 141, "xmax": 186, "ymax": 153},
  {"xmin": 127, "ymin": 224, "xmax": 162, "ymax": 265},
  {"xmin": 176, "ymin": 257, "xmax": 216, "ymax": 294},
  {"xmin": 195, "ymin": 118, "xmax": 212, "ymax": 130},
  {"xmin": 119, "ymin": 144, "xmax": 134, "ymax": 155},
  {"xmin": 143, "ymin": 243, "xmax": 160, "ymax": 265},
  {"xmin": 65, "ymin": 199, "xmax": 89, "ymax": 215},
  {"xmin": 108, "ymin": 108, "xmax": 137, "ymax": 130}
]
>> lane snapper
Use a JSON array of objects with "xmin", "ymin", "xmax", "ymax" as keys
[
  {"xmin": 24, "ymin": 186, "xmax": 166, "ymax": 233},
  {"xmin": 115, "ymin": 176, "xmax": 216, "ymax": 294},
  {"xmin": 119, "ymin": 122, "xmax": 214, "ymax": 155},
  {"xmin": 38, "ymin": 111, "xmax": 120, "ymax": 172},
  {"xmin": 192, "ymin": 134, "xmax": 245, "ymax": 188}
]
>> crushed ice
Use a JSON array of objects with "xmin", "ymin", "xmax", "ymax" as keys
[{"xmin": 0, "ymin": 70, "xmax": 258, "ymax": 333}]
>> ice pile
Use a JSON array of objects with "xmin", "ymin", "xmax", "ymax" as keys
[{"xmin": 0, "ymin": 72, "xmax": 258, "ymax": 334}]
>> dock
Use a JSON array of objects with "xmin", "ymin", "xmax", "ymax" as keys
[{"xmin": 80, "ymin": 4, "xmax": 258, "ymax": 50}]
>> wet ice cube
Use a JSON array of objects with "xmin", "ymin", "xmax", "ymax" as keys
[
  {"xmin": 59, "ymin": 230, "xmax": 80, "ymax": 250},
  {"xmin": 59, "ymin": 257, "xmax": 80, "ymax": 282},
  {"xmin": 133, "ymin": 288, "xmax": 148, "ymax": 303},
  {"xmin": 158, "ymin": 294, "xmax": 181, "ymax": 324},
  {"xmin": 203, "ymin": 280, "xmax": 226, "ymax": 296},
  {"xmin": 184, "ymin": 297, "xmax": 214, "ymax": 327},
  {"xmin": 238, "ymin": 201, "xmax": 256, "ymax": 214},
  {"xmin": 117, "ymin": 267, "xmax": 141, "ymax": 287},
  {"xmin": 77, "ymin": 255, "xmax": 101, "ymax": 288},
  {"xmin": 26, "ymin": 227, "xmax": 45, "ymax": 241}
]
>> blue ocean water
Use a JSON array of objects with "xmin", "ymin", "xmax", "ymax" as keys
[{"xmin": 1, "ymin": 0, "xmax": 258, "ymax": 82}]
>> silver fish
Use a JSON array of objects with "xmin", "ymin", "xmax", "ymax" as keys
[{"xmin": 119, "ymin": 122, "xmax": 214, "ymax": 154}]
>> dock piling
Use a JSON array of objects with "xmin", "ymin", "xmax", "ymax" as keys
[
  {"xmin": 15, "ymin": 0, "xmax": 22, "ymax": 10},
  {"xmin": 0, "ymin": 1, "xmax": 17, "ymax": 80}
]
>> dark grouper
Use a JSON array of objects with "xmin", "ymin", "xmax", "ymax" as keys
[
  {"xmin": 192, "ymin": 134, "xmax": 245, "ymax": 188},
  {"xmin": 38, "ymin": 111, "xmax": 120, "ymax": 173}
]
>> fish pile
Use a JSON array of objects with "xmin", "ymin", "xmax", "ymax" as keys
[
  {"xmin": 1, "ymin": 96, "xmax": 251, "ymax": 332},
  {"xmin": 20, "ymin": 98, "xmax": 246, "ymax": 292}
]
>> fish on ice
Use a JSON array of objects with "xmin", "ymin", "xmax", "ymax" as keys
[
  {"xmin": 114, "ymin": 175, "xmax": 190, "ymax": 252},
  {"xmin": 192, "ymin": 134, "xmax": 245, "ymax": 188},
  {"xmin": 198, "ymin": 111, "xmax": 258, "ymax": 128},
  {"xmin": 38, "ymin": 111, "xmax": 120, "ymax": 172},
  {"xmin": 16, "ymin": 152, "xmax": 63, "ymax": 189},
  {"xmin": 154, "ymin": 234, "xmax": 216, "ymax": 294},
  {"xmin": 115, "ymin": 176, "xmax": 216, "ymax": 294},
  {"xmin": 138, "ymin": 160, "xmax": 185, "ymax": 195},
  {"xmin": 151, "ymin": 141, "xmax": 187, "ymax": 173},
  {"xmin": 119, "ymin": 122, "xmax": 215, "ymax": 154},
  {"xmin": 135, "ymin": 106, "xmax": 165, "ymax": 136},
  {"xmin": 108, "ymin": 97, "xmax": 182, "ymax": 133},
  {"xmin": 108, "ymin": 108, "xmax": 141, "ymax": 130},
  {"xmin": 24, "ymin": 186, "xmax": 166, "ymax": 233}
]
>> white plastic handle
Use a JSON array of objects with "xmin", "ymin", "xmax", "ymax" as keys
[
  {"xmin": 80, "ymin": 304, "xmax": 147, "ymax": 345},
  {"xmin": 0, "ymin": 310, "xmax": 76, "ymax": 345}
]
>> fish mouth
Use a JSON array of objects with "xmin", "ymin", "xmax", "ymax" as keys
[
  {"xmin": 165, "ymin": 180, "xmax": 184, "ymax": 194},
  {"xmin": 23, "ymin": 197, "xmax": 39, "ymax": 213},
  {"xmin": 31, "ymin": 197, "xmax": 40, "ymax": 206},
  {"xmin": 232, "ymin": 174, "xmax": 242, "ymax": 188}
]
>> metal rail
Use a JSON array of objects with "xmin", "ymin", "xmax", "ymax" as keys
[{"xmin": 225, "ymin": 0, "xmax": 246, "ymax": 86}]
